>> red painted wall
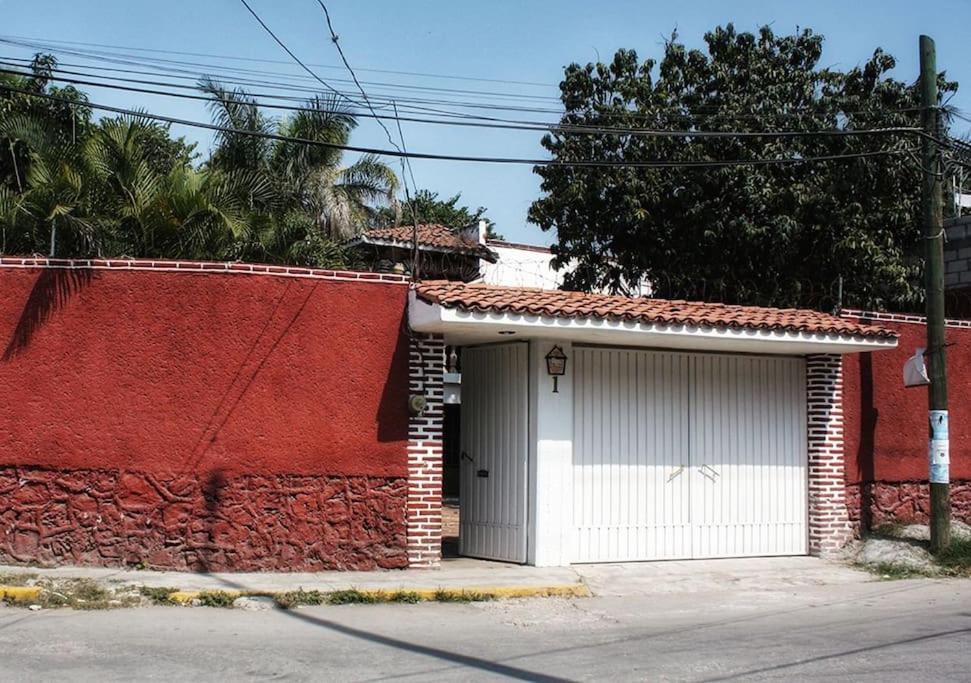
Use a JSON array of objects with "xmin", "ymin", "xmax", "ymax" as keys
[
  {"xmin": 0, "ymin": 266, "xmax": 409, "ymax": 477},
  {"xmin": 0, "ymin": 263, "xmax": 412, "ymax": 570},
  {"xmin": 843, "ymin": 316, "xmax": 971, "ymax": 525}
]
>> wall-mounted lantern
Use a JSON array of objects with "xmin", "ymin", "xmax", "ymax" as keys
[
  {"xmin": 444, "ymin": 346, "xmax": 462, "ymax": 404},
  {"xmin": 545, "ymin": 345, "xmax": 568, "ymax": 393}
]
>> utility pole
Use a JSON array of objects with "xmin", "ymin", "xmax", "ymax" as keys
[{"xmin": 919, "ymin": 34, "xmax": 951, "ymax": 554}]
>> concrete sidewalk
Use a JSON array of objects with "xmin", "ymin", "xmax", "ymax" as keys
[{"xmin": 1, "ymin": 556, "xmax": 873, "ymax": 601}]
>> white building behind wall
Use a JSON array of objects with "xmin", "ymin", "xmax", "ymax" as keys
[
  {"xmin": 480, "ymin": 240, "xmax": 566, "ymax": 290},
  {"xmin": 482, "ymin": 239, "xmax": 650, "ymax": 296}
]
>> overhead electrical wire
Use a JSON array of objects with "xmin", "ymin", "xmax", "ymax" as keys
[
  {"xmin": 231, "ymin": 0, "xmax": 425, "ymax": 279},
  {"xmin": 235, "ymin": 0, "xmax": 349, "ymax": 104},
  {"xmin": 0, "ymin": 33, "xmax": 557, "ymax": 88},
  {"xmin": 17, "ymin": 28, "xmax": 559, "ymax": 113},
  {"xmin": 0, "ymin": 36, "xmax": 929, "ymax": 124},
  {"xmin": 4, "ymin": 38, "xmax": 573, "ymax": 116},
  {"xmin": 0, "ymin": 54, "xmax": 518, "ymax": 124},
  {"xmin": 307, "ymin": 0, "xmax": 424, "ymax": 279},
  {"xmin": 0, "ymin": 53, "xmax": 564, "ymax": 104},
  {"xmin": 0, "ymin": 65, "xmax": 930, "ymax": 143},
  {"xmin": 0, "ymin": 82, "xmax": 918, "ymax": 169}
]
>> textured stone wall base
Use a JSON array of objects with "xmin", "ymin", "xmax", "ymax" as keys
[
  {"xmin": 846, "ymin": 480, "xmax": 971, "ymax": 531},
  {"xmin": 0, "ymin": 467, "xmax": 407, "ymax": 571}
]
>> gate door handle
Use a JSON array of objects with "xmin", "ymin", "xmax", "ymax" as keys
[
  {"xmin": 461, "ymin": 451, "xmax": 475, "ymax": 464},
  {"xmin": 666, "ymin": 465, "xmax": 685, "ymax": 482},
  {"xmin": 699, "ymin": 464, "xmax": 720, "ymax": 481}
]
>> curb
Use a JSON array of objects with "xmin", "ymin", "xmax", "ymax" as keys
[
  {"xmin": 0, "ymin": 586, "xmax": 43, "ymax": 603},
  {"xmin": 166, "ymin": 583, "xmax": 590, "ymax": 606}
]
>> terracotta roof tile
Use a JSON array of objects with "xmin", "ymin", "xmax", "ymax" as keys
[
  {"xmin": 415, "ymin": 281, "xmax": 897, "ymax": 340},
  {"xmin": 357, "ymin": 224, "xmax": 497, "ymax": 262}
]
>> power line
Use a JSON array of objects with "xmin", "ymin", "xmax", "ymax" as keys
[
  {"xmin": 0, "ymin": 65, "xmax": 931, "ymax": 143},
  {"xmin": 0, "ymin": 52, "xmax": 564, "ymax": 104},
  {"xmin": 8, "ymin": 37, "xmax": 571, "ymax": 116},
  {"xmin": 0, "ymin": 33, "xmax": 557, "ymax": 89},
  {"xmin": 0, "ymin": 82, "xmax": 919, "ymax": 169},
  {"xmin": 309, "ymin": 0, "xmax": 424, "ymax": 280},
  {"xmin": 0, "ymin": 35, "xmax": 565, "ymax": 108},
  {"xmin": 948, "ymin": 108, "xmax": 971, "ymax": 126},
  {"xmin": 235, "ymin": 0, "xmax": 349, "ymax": 103},
  {"xmin": 311, "ymin": 3, "xmax": 404, "ymax": 150},
  {"xmin": 0, "ymin": 37, "xmax": 929, "ymax": 124}
]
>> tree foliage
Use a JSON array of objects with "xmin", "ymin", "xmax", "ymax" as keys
[
  {"xmin": 0, "ymin": 55, "xmax": 399, "ymax": 268},
  {"xmin": 529, "ymin": 25, "xmax": 957, "ymax": 311}
]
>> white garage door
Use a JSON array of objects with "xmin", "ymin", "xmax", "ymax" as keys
[{"xmin": 573, "ymin": 347, "xmax": 807, "ymax": 563}]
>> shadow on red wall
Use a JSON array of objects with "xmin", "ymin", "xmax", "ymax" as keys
[
  {"xmin": 0, "ymin": 265, "xmax": 413, "ymax": 571},
  {"xmin": 3, "ymin": 268, "xmax": 93, "ymax": 361}
]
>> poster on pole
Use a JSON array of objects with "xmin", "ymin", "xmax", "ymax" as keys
[{"xmin": 929, "ymin": 410, "xmax": 949, "ymax": 484}]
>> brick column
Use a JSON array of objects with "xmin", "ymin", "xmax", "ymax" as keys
[
  {"xmin": 406, "ymin": 333, "xmax": 445, "ymax": 567},
  {"xmin": 806, "ymin": 354, "xmax": 853, "ymax": 556}
]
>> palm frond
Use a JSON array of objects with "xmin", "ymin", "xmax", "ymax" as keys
[{"xmin": 198, "ymin": 77, "xmax": 274, "ymax": 173}]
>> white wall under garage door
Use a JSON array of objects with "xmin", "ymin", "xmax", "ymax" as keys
[{"xmin": 573, "ymin": 347, "xmax": 807, "ymax": 563}]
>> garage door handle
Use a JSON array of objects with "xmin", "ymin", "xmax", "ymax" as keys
[
  {"xmin": 461, "ymin": 451, "xmax": 475, "ymax": 464},
  {"xmin": 666, "ymin": 465, "xmax": 685, "ymax": 482},
  {"xmin": 700, "ymin": 464, "xmax": 720, "ymax": 481}
]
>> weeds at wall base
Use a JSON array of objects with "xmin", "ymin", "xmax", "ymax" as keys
[
  {"xmin": 138, "ymin": 586, "xmax": 181, "ymax": 605},
  {"xmin": 3, "ymin": 575, "xmax": 541, "ymax": 610},
  {"xmin": 1, "ymin": 577, "xmax": 142, "ymax": 610},
  {"xmin": 859, "ymin": 535, "xmax": 971, "ymax": 580},
  {"xmin": 937, "ymin": 538, "xmax": 971, "ymax": 574},
  {"xmin": 263, "ymin": 588, "xmax": 487, "ymax": 608}
]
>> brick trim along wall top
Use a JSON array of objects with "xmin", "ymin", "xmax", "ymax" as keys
[
  {"xmin": 841, "ymin": 307, "xmax": 971, "ymax": 329},
  {"xmin": 0, "ymin": 256, "xmax": 408, "ymax": 284},
  {"xmin": 806, "ymin": 354, "xmax": 854, "ymax": 556}
]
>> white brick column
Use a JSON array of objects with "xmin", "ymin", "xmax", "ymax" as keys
[
  {"xmin": 406, "ymin": 333, "xmax": 444, "ymax": 567},
  {"xmin": 806, "ymin": 354, "xmax": 853, "ymax": 556}
]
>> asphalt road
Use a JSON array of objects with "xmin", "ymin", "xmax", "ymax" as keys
[{"xmin": 1, "ymin": 578, "xmax": 969, "ymax": 682}]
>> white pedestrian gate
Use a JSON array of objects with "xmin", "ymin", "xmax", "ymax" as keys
[
  {"xmin": 573, "ymin": 347, "xmax": 807, "ymax": 563},
  {"xmin": 460, "ymin": 343, "xmax": 529, "ymax": 562}
]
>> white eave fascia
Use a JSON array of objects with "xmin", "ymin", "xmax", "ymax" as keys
[{"xmin": 408, "ymin": 292, "xmax": 898, "ymax": 355}]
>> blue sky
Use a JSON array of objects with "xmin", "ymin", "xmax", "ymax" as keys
[{"xmin": 4, "ymin": 0, "xmax": 971, "ymax": 244}]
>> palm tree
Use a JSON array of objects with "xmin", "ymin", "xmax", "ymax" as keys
[
  {"xmin": 199, "ymin": 79, "xmax": 398, "ymax": 250},
  {"xmin": 0, "ymin": 59, "xmax": 395, "ymax": 267},
  {"xmin": 158, "ymin": 165, "xmax": 274, "ymax": 259},
  {"xmin": 84, "ymin": 115, "xmax": 166, "ymax": 256},
  {"xmin": 0, "ymin": 111, "xmax": 95, "ymax": 256},
  {"xmin": 22, "ymin": 144, "xmax": 94, "ymax": 256}
]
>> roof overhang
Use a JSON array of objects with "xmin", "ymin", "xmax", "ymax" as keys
[{"xmin": 409, "ymin": 292, "xmax": 897, "ymax": 355}]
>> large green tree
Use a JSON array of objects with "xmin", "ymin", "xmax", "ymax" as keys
[{"xmin": 529, "ymin": 25, "xmax": 957, "ymax": 311}]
